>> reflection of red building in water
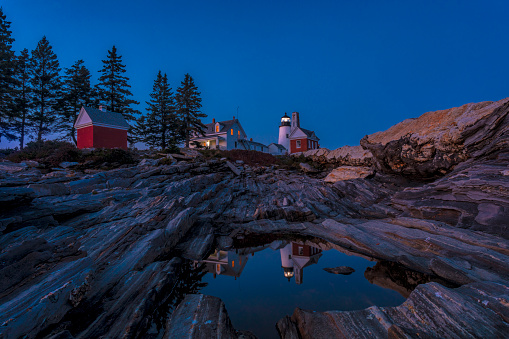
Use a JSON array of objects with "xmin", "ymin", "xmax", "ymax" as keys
[{"xmin": 280, "ymin": 242, "xmax": 322, "ymax": 284}]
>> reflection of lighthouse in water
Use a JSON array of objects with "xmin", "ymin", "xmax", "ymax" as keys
[{"xmin": 280, "ymin": 242, "xmax": 322, "ymax": 284}]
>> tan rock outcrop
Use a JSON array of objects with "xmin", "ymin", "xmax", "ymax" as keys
[
  {"xmin": 324, "ymin": 166, "xmax": 373, "ymax": 182},
  {"xmin": 361, "ymin": 97, "xmax": 509, "ymax": 178}
]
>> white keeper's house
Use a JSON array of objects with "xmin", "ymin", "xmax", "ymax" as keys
[{"xmin": 189, "ymin": 112, "xmax": 319, "ymax": 155}]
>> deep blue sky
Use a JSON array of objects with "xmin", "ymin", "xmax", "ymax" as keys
[{"xmin": 2, "ymin": 0, "xmax": 508, "ymax": 149}]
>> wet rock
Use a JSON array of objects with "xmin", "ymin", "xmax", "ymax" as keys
[
  {"xmin": 323, "ymin": 266, "xmax": 355, "ymax": 275},
  {"xmin": 324, "ymin": 166, "xmax": 373, "ymax": 182},
  {"xmin": 164, "ymin": 294, "xmax": 239, "ymax": 339}
]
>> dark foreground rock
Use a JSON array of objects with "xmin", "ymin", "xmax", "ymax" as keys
[
  {"xmin": 164, "ymin": 294, "xmax": 253, "ymax": 339},
  {"xmin": 277, "ymin": 281, "xmax": 509, "ymax": 338}
]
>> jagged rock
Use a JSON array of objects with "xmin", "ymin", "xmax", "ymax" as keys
[
  {"xmin": 299, "ymin": 162, "xmax": 319, "ymax": 173},
  {"xmin": 324, "ymin": 166, "xmax": 373, "ymax": 182},
  {"xmin": 361, "ymin": 97, "xmax": 509, "ymax": 178},
  {"xmin": 323, "ymin": 266, "xmax": 355, "ymax": 275},
  {"xmin": 164, "ymin": 294, "xmax": 240, "ymax": 339}
]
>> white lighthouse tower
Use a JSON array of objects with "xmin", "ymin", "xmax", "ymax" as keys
[{"xmin": 278, "ymin": 113, "xmax": 291, "ymax": 152}]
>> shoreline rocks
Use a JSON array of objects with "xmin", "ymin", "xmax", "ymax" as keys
[{"xmin": 0, "ymin": 98, "xmax": 508, "ymax": 338}]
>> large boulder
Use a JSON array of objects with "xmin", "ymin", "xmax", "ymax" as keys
[{"xmin": 361, "ymin": 98, "xmax": 509, "ymax": 178}]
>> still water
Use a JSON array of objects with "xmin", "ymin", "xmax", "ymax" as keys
[{"xmin": 194, "ymin": 238, "xmax": 406, "ymax": 339}]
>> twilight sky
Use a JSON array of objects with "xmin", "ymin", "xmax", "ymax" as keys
[{"xmin": 2, "ymin": 0, "xmax": 508, "ymax": 149}]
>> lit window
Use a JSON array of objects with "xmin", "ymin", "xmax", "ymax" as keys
[
  {"xmin": 232, "ymin": 261, "xmax": 235, "ymax": 268},
  {"xmin": 238, "ymin": 130, "xmax": 240, "ymax": 138},
  {"xmin": 231, "ymin": 129, "xmax": 233, "ymax": 135},
  {"xmin": 215, "ymin": 125, "xmax": 219, "ymax": 132},
  {"xmin": 296, "ymin": 140, "xmax": 301, "ymax": 148}
]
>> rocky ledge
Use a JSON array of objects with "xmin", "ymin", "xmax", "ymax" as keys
[{"xmin": 0, "ymin": 98, "xmax": 508, "ymax": 338}]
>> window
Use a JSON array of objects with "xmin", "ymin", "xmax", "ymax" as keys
[
  {"xmin": 215, "ymin": 125, "xmax": 219, "ymax": 132},
  {"xmin": 296, "ymin": 140, "xmax": 301, "ymax": 148},
  {"xmin": 238, "ymin": 130, "xmax": 240, "ymax": 138},
  {"xmin": 231, "ymin": 129, "xmax": 233, "ymax": 135},
  {"xmin": 298, "ymin": 247, "xmax": 304, "ymax": 255},
  {"xmin": 286, "ymin": 134, "xmax": 289, "ymax": 138},
  {"xmin": 235, "ymin": 141, "xmax": 237, "ymax": 148}
]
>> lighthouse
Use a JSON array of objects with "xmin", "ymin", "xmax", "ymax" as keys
[{"xmin": 278, "ymin": 113, "xmax": 291, "ymax": 151}]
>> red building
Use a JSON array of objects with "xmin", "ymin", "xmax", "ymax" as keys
[
  {"xmin": 288, "ymin": 112, "xmax": 320, "ymax": 154},
  {"xmin": 74, "ymin": 106, "xmax": 129, "ymax": 150}
]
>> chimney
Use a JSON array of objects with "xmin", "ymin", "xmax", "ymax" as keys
[
  {"xmin": 212, "ymin": 118, "xmax": 216, "ymax": 123},
  {"xmin": 250, "ymin": 138, "xmax": 253, "ymax": 141},
  {"xmin": 291, "ymin": 112, "xmax": 300, "ymax": 130},
  {"xmin": 233, "ymin": 116, "xmax": 235, "ymax": 120},
  {"xmin": 99, "ymin": 105, "xmax": 104, "ymax": 112}
]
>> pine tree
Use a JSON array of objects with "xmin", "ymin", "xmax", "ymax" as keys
[
  {"xmin": 136, "ymin": 71, "xmax": 180, "ymax": 149},
  {"xmin": 12, "ymin": 49, "xmax": 32, "ymax": 149},
  {"xmin": 96, "ymin": 45, "xmax": 139, "ymax": 122},
  {"xmin": 30, "ymin": 36, "xmax": 61, "ymax": 143},
  {"xmin": 58, "ymin": 60, "xmax": 94, "ymax": 144},
  {"xmin": 175, "ymin": 74, "xmax": 206, "ymax": 147},
  {"xmin": 0, "ymin": 7, "xmax": 17, "ymax": 142}
]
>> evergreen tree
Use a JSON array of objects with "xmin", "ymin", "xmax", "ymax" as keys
[
  {"xmin": 175, "ymin": 74, "xmax": 206, "ymax": 147},
  {"xmin": 96, "ymin": 45, "xmax": 139, "ymax": 122},
  {"xmin": 0, "ymin": 7, "xmax": 17, "ymax": 142},
  {"xmin": 30, "ymin": 36, "xmax": 61, "ymax": 143},
  {"xmin": 136, "ymin": 71, "xmax": 180, "ymax": 149},
  {"xmin": 12, "ymin": 49, "xmax": 32, "ymax": 149},
  {"xmin": 58, "ymin": 59, "xmax": 94, "ymax": 144}
]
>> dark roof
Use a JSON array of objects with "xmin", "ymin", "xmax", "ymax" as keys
[
  {"xmin": 203, "ymin": 119, "xmax": 247, "ymax": 137},
  {"xmin": 269, "ymin": 143, "xmax": 286, "ymax": 149},
  {"xmin": 84, "ymin": 107, "xmax": 129, "ymax": 128},
  {"xmin": 300, "ymin": 128, "xmax": 316, "ymax": 138}
]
